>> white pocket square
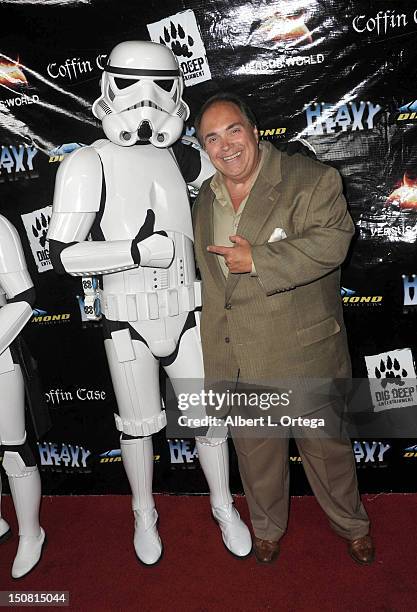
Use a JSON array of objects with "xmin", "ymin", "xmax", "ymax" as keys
[{"xmin": 268, "ymin": 227, "xmax": 287, "ymax": 242}]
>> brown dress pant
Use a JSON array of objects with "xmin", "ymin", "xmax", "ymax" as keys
[{"xmin": 231, "ymin": 406, "xmax": 370, "ymax": 542}]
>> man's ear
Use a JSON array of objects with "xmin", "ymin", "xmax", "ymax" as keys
[{"xmin": 254, "ymin": 126, "xmax": 259, "ymax": 142}]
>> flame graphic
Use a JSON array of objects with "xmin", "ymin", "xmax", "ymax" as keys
[
  {"xmin": 386, "ymin": 174, "xmax": 417, "ymax": 210},
  {"xmin": 251, "ymin": 9, "xmax": 312, "ymax": 46},
  {"xmin": 0, "ymin": 57, "xmax": 28, "ymax": 88}
]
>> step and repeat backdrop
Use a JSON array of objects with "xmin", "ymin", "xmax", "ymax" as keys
[{"xmin": 1, "ymin": 0, "xmax": 417, "ymax": 496}]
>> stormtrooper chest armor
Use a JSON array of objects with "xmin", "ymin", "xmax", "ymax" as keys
[{"xmin": 93, "ymin": 141, "xmax": 199, "ymax": 321}]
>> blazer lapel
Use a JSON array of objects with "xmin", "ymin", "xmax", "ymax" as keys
[{"xmin": 225, "ymin": 143, "xmax": 283, "ymax": 302}]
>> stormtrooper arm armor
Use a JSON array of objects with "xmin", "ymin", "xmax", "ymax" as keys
[
  {"xmin": 47, "ymin": 147, "xmax": 174, "ymax": 276},
  {"xmin": 0, "ymin": 215, "xmax": 35, "ymax": 356}
]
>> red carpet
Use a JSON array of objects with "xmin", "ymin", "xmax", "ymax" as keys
[{"xmin": 0, "ymin": 493, "xmax": 416, "ymax": 611}]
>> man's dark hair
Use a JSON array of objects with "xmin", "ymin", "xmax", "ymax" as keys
[{"xmin": 194, "ymin": 93, "xmax": 257, "ymax": 144}]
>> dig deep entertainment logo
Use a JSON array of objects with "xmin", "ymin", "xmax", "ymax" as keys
[
  {"xmin": 148, "ymin": 10, "xmax": 211, "ymax": 86},
  {"xmin": 21, "ymin": 206, "xmax": 52, "ymax": 273},
  {"xmin": 365, "ymin": 349, "xmax": 417, "ymax": 412}
]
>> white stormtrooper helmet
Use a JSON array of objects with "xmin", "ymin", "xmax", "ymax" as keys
[{"xmin": 92, "ymin": 41, "xmax": 190, "ymax": 147}]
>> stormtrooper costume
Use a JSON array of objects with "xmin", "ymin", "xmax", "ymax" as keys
[
  {"xmin": 47, "ymin": 41, "xmax": 251, "ymax": 565},
  {"xmin": 0, "ymin": 214, "xmax": 46, "ymax": 579}
]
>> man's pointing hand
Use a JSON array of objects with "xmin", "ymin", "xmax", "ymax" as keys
[{"xmin": 207, "ymin": 235, "xmax": 252, "ymax": 273}]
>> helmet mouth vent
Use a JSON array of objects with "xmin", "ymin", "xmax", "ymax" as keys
[{"xmin": 137, "ymin": 121, "xmax": 153, "ymax": 141}]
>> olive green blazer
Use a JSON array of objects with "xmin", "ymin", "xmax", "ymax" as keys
[{"xmin": 193, "ymin": 142, "xmax": 354, "ymax": 415}]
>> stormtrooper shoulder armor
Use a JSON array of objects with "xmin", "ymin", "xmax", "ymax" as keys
[
  {"xmin": 0, "ymin": 215, "xmax": 33, "ymax": 298},
  {"xmin": 52, "ymin": 146, "xmax": 103, "ymax": 214}
]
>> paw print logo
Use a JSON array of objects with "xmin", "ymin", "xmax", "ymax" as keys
[
  {"xmin": 32, "ymin": 212, "xmax": 50, "ymax": 248},
  {"xmin": 159, "ymin": 22, "xmax": 194, "ymax": 59},
  {"xmin": 375, "ymin": 355, "xmax": 407, "ymax": 388}
]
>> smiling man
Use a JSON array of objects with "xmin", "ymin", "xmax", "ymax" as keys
[{"xmin": 192, "ymin": 93, "xmax": 375, "ymax": 566}]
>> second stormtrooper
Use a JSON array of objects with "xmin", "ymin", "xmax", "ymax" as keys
[{"xmin": 0, "ymin": 214, "xmax": 46, "ymax": 579}]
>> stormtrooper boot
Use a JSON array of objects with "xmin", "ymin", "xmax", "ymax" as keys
[
  {"xmin": 120, "ymin": 435, "xmax": 162, "ymax": 565},
  {"xmin": 196, "ymin": 438, "xmax": 252, "ymax": 557},
  {"xmin": 7, "ymin": 466, "xmax": 45, "ymax": 579},
  {"xmin": 0, "ymin": 476, "xmax": 12, "ymax": 543}
]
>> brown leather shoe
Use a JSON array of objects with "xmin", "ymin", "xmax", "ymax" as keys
[
  {"xmin": 253, "ymin": 537, "xmax": 280, "ymax": 564},
  {"xmin": 348, "ymin": 535, "xmax": 375, "ymax": 565}
]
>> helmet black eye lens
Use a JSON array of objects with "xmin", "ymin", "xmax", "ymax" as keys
[
  {"xmin": 155, "ymin": 79, "xmax": 174, "ymax": 92},
  {"xmin": 114, "ymin": 77, "xmax": 138, "ymax": 90}
]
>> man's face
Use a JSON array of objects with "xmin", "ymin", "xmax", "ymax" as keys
[{"xmin": 199, "ymin": 101, "xmax": 259, "ymax": 183}]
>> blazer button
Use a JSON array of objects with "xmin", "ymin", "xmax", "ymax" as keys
[
  {"xmin": 225, "ymin": 337, "xmax": 230, "ymax": 343},
  {"xmin": 225, "ymin": 303, "xmax": 232, "ymax": 310}
]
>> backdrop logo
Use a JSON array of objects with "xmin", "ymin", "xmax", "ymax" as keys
[
  {"xmin": 148, "ymin": 10, "xmax": 212, "ymax": 86},
  {"xmin": 46, "ymin": 54, "xmax": 107, "ymax": 82},
  {"xmin": 99, "ymin": 449, "xmax": 160, "ymax": 464},
  {"xmin": 402, "ymin": 274, "xmax": 417, "ymax": 306},
  {"xmin": 304, "ymin": 101, "xmax": 381, "ymax": 135},
  {"xmin": 240, "ymin": 54, "xmax": 324, "ymax": 74},
  {"xmin": 249, "ymin": 6, "xmax": 312, "ymax": 47},
  {"xmin": 168, "ymin": 439, "xmax": 198, "ymax": 465},
  {"xmin": 37, "ymin": 441, "xmax": 91, "ymax": 471},
  {"xmin": 352, "ymin": 10, "xmax": 414, "ymax": 36},
  {"xmin": 353, "ymin": 441, "xmax": 390, "ymax": 465},
  {"xmin": 341, "ymin": 287, "xmax": 383, "ymax": 306},
  {"xmin": 99, "ymin": 449, "xmax": 122, "ymax": 463},
  {"xmin": 0, "ymin": 145, "xmax": 38, "ymax": 182},
  {"xmin": 259, "ymin": 127, "xmax": 287, "ymax": 139},
  {"xmin": 48, "ymin": 142, "xmax": 86, "ymax": 163},
  {"xmin": 21, "ymin": 206, "xmax": 52, "ymax": 272},
  {"xmin": 403, "ymin": 444, "xmax": 417, "ymax": 458},
  {"xmin": 45, "ymin": 387, "xmax": 106, "ymax": 406},
  {"xmin": 0, "ymin": 56, "xmax": 27, "ymax": 88},
  {"xmin": 1, "ymin": 94, "xmax": 39, "ymax": 109},
  {"xmin": 365, "ymin": 349, "xmax": 417, "ymax": 411},
  {"xmin": 396, "ymin": 99, "xmax": 417, "ymax": 122},
  {"xmin": 31, "ymin": 311, "xmax": 71, "ymax": 325},
  {"xmin": 385, "ymin": 174, "xmax": 417, "ymax": 210}
]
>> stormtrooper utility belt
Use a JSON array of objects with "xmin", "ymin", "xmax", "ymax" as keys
[{"xmin": 104, "ymin": 281, "xmax": 202, "ymax": 321}]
